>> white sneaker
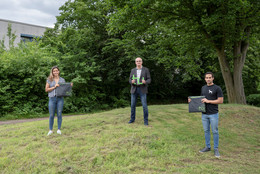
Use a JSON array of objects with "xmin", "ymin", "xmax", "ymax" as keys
[
  {"xmin": 47, "ymin": 130, "xmax": 53, "ymax": 136},
  {"xmin": 57, "ymin": 130, "xmax": 61, "ymax": 135}
]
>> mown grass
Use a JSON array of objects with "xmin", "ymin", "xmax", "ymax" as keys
[
  {"xmin": 0, "ymin": 104, "xmax": 259, "ymax": 174},
  {"xmin": 0, "ymin": 112, "xmax": 86, "ymax": 121}
]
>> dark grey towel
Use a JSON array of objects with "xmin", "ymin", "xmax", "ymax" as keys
[
  {"xmin": 56, "ymin": 83, "xmax": 72, "ymax": 97},
  {"xmin": 189, "ymin": 96, "xmax": 206, "ymax": 112}
]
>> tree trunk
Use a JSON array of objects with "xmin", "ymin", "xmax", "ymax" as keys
[
  {"xmin": 233, "ymin": 40, "xmax": 248, "ymax": 104},
  {"xmin": 216, "ymin": 49, "xmax": 237, "ymax": 103},
  {"xmin": 216, "ymin": 43, "xmax": 248, "ymax": 104},
  {"xmin": 232, "ymin": 27, "xmax": 250, "ymax": 104}
]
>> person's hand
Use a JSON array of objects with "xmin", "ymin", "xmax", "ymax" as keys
[
  {"xmin": 132, "ymin": 80, "xmax": 135, "ymax": 84},
  {"xmin": 71, "ymin": 83, "xmax": 73, "ymax": 86},
  {"xmin": 54, "ymin": 84, "xmax": 59, "ymax": 88},
  {"xmin": 188, "ymin": 98, "xmax": 191, "ymax": 103},
  {"xmin": 201, "ymin": 98, "xmax": 210, "ymax": 103},
  {"xmin": 142, "ymin": 79, "xmax": 146, "ymax": 84}
]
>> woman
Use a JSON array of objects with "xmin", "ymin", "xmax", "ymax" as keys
[{"xmin": 45, "ymin": 66, "xmax": 65, "ymax": 136}]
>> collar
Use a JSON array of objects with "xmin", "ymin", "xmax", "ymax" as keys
[{"xmin": 136, "ymin": 66, "xmax": 142, "ymax": 70}]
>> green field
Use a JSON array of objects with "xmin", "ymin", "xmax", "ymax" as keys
[{"xmin": 0, "ymin": 104, "xmax": 259, "ymax": 174}]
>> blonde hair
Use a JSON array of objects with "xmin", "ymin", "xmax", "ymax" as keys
[{"xmin": 47, "ymin": 66, "xmax": 60, "ymax": 82}]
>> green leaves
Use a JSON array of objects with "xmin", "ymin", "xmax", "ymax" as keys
[
  {"xmin": 107, "ymin": 0, "xmax": 260, "ymax": 103},
  {"xmin": 1, "ymin": 0, "xmax": 259, "ymax": 117},
  {"xmin": 0, "ymin": 41, "xmax": 58, "ymax": 116}
]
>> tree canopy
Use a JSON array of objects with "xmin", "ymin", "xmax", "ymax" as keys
[
  {"xmin": 108, "ymin": 0, "xmax": 260, "ymax": 104},
  {"xmin": 1, "ymin": 0, "xmax": 260, "ymax": 117}
]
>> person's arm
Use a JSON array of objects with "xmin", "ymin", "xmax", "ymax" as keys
[
  {"xmin": 45, "ymin": 82, "xmax": 59, "ymax": 92},
  {"xmin": 201, "ymin": 97, "xmax": 223, "ymax": 104}
]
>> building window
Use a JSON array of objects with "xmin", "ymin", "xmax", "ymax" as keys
[{"xmin": 20, "ymin": 34, "xmax": 41, "ymax": 43}]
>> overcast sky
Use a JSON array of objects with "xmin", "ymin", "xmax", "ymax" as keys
[{"xmin": 0, "ymin": 0, "xmax": 68, "ymax": 28}]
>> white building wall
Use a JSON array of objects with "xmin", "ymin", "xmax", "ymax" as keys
[{"xmin": 0, "ymin": 18, "xmax": 48, "ymax": 48}]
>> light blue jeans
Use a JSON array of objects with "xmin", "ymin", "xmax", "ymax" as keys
[
  {"xmin": 202, "ymin": 113, "xmax": 219, "ymax": 149},
  {"xmin": 49, "ymin": 97, "xmax": 64, "ymax": 130},
  {"xmin": 130, "ymin": 87, "xmax": 149, "ymax": 124}
]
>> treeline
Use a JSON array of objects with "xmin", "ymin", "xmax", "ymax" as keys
[{"xmin": 0, "ymin": 0, "xmax": 259, "ymax": 117}]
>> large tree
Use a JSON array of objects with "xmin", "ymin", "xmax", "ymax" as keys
[{"xmin": 108, "ymin": 0, "xmax": 260, "ymax": 104}]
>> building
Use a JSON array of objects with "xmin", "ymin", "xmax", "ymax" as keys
[{"xmin": 0, "ymin": 18, "xmax": 48, "ymax": 48}]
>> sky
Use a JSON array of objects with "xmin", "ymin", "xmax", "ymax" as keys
[{"xmin": 0, "ymin": 0, "xmax": 68, "ymax": 28}]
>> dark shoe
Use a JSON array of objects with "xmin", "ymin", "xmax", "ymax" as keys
[
  {"xmin": 199, "ymin": 147, "xmax": 211, "ymax": 153},
  {"xmin": 128, "ymin": 120, "xmax": 135, "ymax": 124},
  {"xmin": 214, "ymin": 149, "xmax": 220, "ymax": 158},
  {"xmin": 144, "ymin": 122, "xmax": 148, "ymax": 126}
]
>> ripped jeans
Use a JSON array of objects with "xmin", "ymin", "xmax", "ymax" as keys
[{"xmin": 48, "ymin": 96, "xmax": 64, "ymax": 130}]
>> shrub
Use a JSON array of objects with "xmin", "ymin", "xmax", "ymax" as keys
[
  {"xmin": 0, "ymin": 42, "xmax": 58, "ymax": 116},
  {"xmin": 247, "ymin": 94, "xmax": 260, "ymax": 107}
]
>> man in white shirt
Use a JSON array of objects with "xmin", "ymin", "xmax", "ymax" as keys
[{"xmin": 128, "ymin": 57, "xmax": 151, "ymax": 125}]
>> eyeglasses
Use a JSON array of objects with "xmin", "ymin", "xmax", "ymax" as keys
[{"xmin": 136, "ymin": 61, "xmax": 142, "ymax": 62}]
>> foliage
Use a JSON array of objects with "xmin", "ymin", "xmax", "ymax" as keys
[
  {"xmin": 243, "ymin": 32, "xmax": 260, "ymax": 95},
  {"xmin": 0, "ymin": 41, "xmax": 58, "ymax": 116},
  {"xmin": 247, "ymin": 94, "xmax": 260, "ymax": 107},
  {"xmin": 1, "ymin": 0, "xmax": 260, "ymax": 117},
  {"xmin": 42, "ymin": 0, "xmax": 200, "ymax": 113},
  {"xmin": 7, "ymin": 23, "xmax": 16, "ymax": 48},
  {"xmin": 107, "ymin": 0, "xmax": 260, "ymax": 104},
  {"xmin": 43, "ymin": 0, "xmax": 129, "ymax": 112}
]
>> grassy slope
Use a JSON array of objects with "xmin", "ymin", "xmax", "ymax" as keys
[{"xmin": 0, "ymin": 104, "xmax": 259, "ymax": 174}]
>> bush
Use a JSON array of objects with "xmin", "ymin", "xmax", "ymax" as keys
[
  {"xmin": 247, "ymin": 94, "xmax": 260, "ymax": 107},
  {"xmin": 0, "ymin": 42, "xmax": 58, "ymax": 116}
]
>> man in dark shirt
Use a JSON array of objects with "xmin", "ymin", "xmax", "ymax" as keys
[{"xmin": 189, "ymin": 72, "xmax": 223, "ymax": 158}]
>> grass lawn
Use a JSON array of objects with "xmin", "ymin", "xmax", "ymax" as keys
[{"xmin": 0, "ymin": 104, "xmax": 259, "ymax": 173}]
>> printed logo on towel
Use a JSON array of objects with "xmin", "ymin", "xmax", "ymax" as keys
[
  {"xmin": 132, "ymin": 75, "xmax": 144, "ymax": 85},
  {"xmin": 198, "ymin": 106, "xmax": 205, "ymax": 112}
]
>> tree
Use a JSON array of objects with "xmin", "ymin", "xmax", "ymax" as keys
[
  {"xmin": 7, "ymin": 23, "xmax": 16, "ymax": 48},
  {"xmin": 108, "ymin": 0, "xmax": 260, "ymax": 104},
  {"xmin": 42, "ymin": 0, "xmax": 133, "ymax": 111}
]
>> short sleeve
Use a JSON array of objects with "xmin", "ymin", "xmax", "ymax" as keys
[
  {"xmin": 60, "ymin": 77, "xmax": 66, "ymax": 83},
  {"xmin": 216, "ymin": 86, "xmax": 223, "ymax": 98},
  {"xmin": 200, "ymin": 86, "xmax": 204, "ymax": 96}
]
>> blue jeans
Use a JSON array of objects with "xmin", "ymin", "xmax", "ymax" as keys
[
  {"xmin": 202, "ymin": 113, "xmax": 219, "ymax": 149},
  {"xmin": 130, "ymin": 87, "xmax": 149, "ymax": 124},
  {"xmin": 49, "ymin": 97, "xmax": 64, "ymax": 130}
]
